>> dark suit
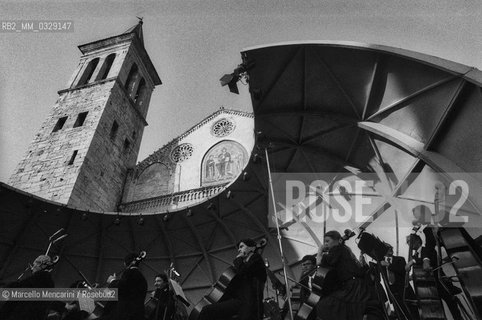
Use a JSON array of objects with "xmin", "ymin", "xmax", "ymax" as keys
[
  {"xmin": 103, "ymin": 266, "xmax": 148, "ymax": 320},
  {"xmin": 315, "ymin": 245, "xmax": 369, "ymax": 320},
  {"xmin": 148, "ymin": 285, "xmax": 175, "ymax": 320},
  {"xmin": 199, "ymin": 253, "xmax": 266, "ymax": 320},
  {"xmin": 383, "ymin": 256, "xmax": 419, "ymax": 320},
  {"xmin": 299, "ymin": 269, "xmax": 318, "ymax": 303},
  {"xmin": 362, "ymin": 262, "xmax": 386, "ymax": 320},
  {"xmin": 298, "ymin": 270, "xmax": 317, "ymax": 320},
  {"xmin": 0, "ymin": 270, "xmax": 54, "ymax": 320}
]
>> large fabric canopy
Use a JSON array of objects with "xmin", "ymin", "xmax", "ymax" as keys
[{"xmin": 1, "ymin": 42, "xmax": 482, "ymax": 308}]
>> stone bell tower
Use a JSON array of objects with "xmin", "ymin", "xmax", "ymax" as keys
[{"xmin": 9, "ymin": 21, "xmax": 162, "ymax": 212}]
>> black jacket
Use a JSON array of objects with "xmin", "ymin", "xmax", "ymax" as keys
[
  {"xmin": 104, "ymin": 266, "xmax": 148, "ymax": 320},
  {"xmin": 226, "ymin": 253, "xmax": 266, "ymax": 320},
  {"xmin": 0, "ymin": 270, "xmax": 54, "ymax": 320}
]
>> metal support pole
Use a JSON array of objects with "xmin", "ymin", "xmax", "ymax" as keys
[{"xmin": 264, "ymin": 147, "xmax": 294, "ymax": 320}]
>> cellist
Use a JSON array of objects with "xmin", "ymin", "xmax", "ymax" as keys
[
  {"xmin": 315, "ymin": 230, "xmax": 369, "ymax": 320},
  {"xmin": 198, "ymin": 238, "xmax": 267, "ymax": 320}
]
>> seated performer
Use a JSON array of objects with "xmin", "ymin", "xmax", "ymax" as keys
[
  {"xmin": 411, "ymin": 205, "xmax": 463, "ymax": 320},
  {"xmin": 0, "ymin": 254, "xmax": 55, "ymax": 320},
  {"xmin": 147, "ymin": 273, "xmax": 175, "ymax": 320},
  {"xmin": 198, "ymin": 238, "xmax": 267, "ymax": 320},
  {"xmin": 315, "ymin": 230, "xmax": 369, "ymax": 320},
  {"xmin": 101, "ymin": 253, "xmax": 148, "ymax": 320},
  {"xmin": 299, "ymin": 254, "xmax": 318, "ymax": 304}
]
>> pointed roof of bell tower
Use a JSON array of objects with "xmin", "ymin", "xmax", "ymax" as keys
[{"xmin": 123, "ymin": 18, "xmax": 144, "ymax": 47}]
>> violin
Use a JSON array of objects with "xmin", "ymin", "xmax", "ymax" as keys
[{"xmin": 189, "ymin": 238, "xmax": 267, "ymax": 320}]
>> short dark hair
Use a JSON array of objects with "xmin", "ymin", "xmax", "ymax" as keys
[
  {"xmin": 324, "ymin": 230, "xmax": 342, "ymax": 241},
  {"xmin": 412, "ymin": 205, "xmax": 432, "ymax": 223},
  {"xmin": 408, "ymin": 234, "xmax": 422, "ymax": 245},
  {"xmin": 155, "ymin": 273, "xmax": 168, "ymax": 282},
  {"xmin": 300, "ymin": 255, "xmax": 316, "ymax": 265},
  {"xmin": 238, "ymin": 238, "xmax": 257, "ymax": 248},
  {"xmin": 124, "ymin": 253, "xmax": 138, "ymax": 266}
]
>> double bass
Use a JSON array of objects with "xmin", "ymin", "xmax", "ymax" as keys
[
  {"xmin": 189, "ymin": 239, "xmax": 267, "ymax": 320},
  {"xmin": 88, "ymin": 251, "xmax": 147, "ymax": 319}
]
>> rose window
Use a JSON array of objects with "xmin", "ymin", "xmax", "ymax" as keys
[
  {"xmin": 211, "ymin": 118, "xmax": 235, "ymax": 137},
  {"xmin": 170, "ymin": 143, "xmax": 193, "ymax": 163}
]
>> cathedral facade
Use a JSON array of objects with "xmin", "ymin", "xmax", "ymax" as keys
[
  {"xmin": 8, "ymin": 22, "xmax": 253, "ymax": 214},
  {"xmin": 120, "ymin": 108, "xmax": 254, "ymax": 213}
]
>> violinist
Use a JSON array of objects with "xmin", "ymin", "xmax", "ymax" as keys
[
  {"xmin": 198, "ymin": 238, "xmax": 267, "ymax": 320},
  {"xmin": 101, "ymin": 252, "xmax": 148, "ymax": 320},
  {"xmin": 315, "ymin": 230, "xmax": 369, "ymax": 320},
  {"xmin": 0, "ymin": 254, "xmax": 55, "ymax": 320}
]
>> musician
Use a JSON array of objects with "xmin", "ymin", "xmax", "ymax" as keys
[
  {"xmin": 411, "ymin": 205, "xmax": 463, "ymax": 320},
  {"xmin": 102, "ymin": 253, "xmax": 148, "ymax": 320},
  {"xmin": 359, "ymin": 253, "xmax": 386, "ymax": 320},
  {"xmin": 198, "ymin": 238, "xmax": 267, "ymax": 320},
  {"xmin": 0, "ymin": 254, "xmax": 55, "ymax": 320},
  {"xmin": 58, "ymin": 280, "xmax": 91, "ymax": 320},
  {"xmin": 147, "ymin": 273, "xmax": 175, "ymax": 320},
  {"xmin": 315, "ymin": 230, "xmax": 368, "ymax": 320},
  {"xmin": 299, "ymin": 255, "xmax": 318, "ymax": 304},
  {"xmin": 381, "ymin": 245, "xmax": 419, "ymax": 320},
  {"xmin": 295, "ymin": 254, "xmax": 318, "ymax": 320}
]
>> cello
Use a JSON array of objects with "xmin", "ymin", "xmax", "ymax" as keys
[
  {"xmin": 189, "ymin": 238, "xmax": 267, "ymax": 320},
  {"xmin": 295, "ymin": 230, "xmax": 355, "ymax": 320}
]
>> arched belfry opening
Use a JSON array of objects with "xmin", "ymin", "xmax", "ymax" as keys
[
  {"xmin": 77, "ymin": 57, "xmax": 100, "ymax": 86},
  {"xmin": 96, "ymin": 53, "xmax": 116, "ymax": 81}
]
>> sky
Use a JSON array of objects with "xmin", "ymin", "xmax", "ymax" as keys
[{"xmin": 1, "ymin": 0, "xmax": 481, "ymax": 183}]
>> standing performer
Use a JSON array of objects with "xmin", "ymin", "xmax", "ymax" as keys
[
  {"xmin": 381, "ymin": 245, "xmax": 419, "ymax": 320},
  {"xmin": 359, "ymin": 252, "xmax": 387, "ymax": 320},
  {"xmin": 147, "ymin": 273, "xmax": 175, "ymax": 320},
  {"xmin": 315, "ymin": 230, "xmax": 369, "ymax": 320},
  {"xmin": 0, "ymin": 255, "xmax": 55, "ymax": 320},
  {"xmin": 197, "ymin": 238, "xmax": 267, "ymax": 320},
  {"xmin": 102, "ymin": 253, "xmax": 148, "ymax": 320}
]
